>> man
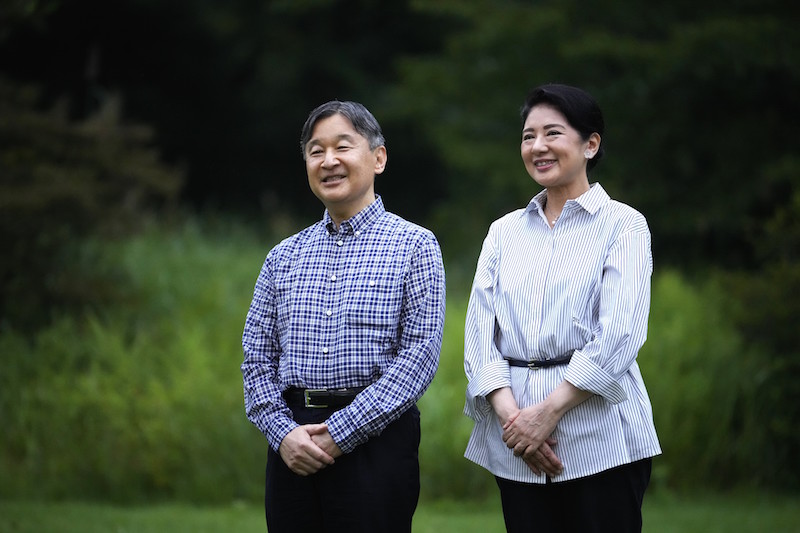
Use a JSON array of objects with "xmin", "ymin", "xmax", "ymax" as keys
[{"xmin": 242, "ymin": 100, "xmax": 446, "ymax": 532}]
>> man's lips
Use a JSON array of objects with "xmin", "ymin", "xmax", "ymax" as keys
[{"xmin": 321, "ymin": 175, "xmax": 346, "ymax": 184}]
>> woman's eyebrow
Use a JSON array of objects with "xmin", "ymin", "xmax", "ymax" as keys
[{"xmin": 522, "ymin": 123, "xmax": 565, "ymax": 133}]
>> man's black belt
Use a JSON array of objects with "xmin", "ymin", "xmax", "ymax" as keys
[
  {"xmin": 504, "ymin": 353, "xmax": 573, "ymax": 370},
  {"xmin": 283, "ymin": 386, "xmax": 366, "ymax": 409}
]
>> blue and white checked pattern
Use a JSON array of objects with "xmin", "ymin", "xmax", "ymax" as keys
[
  {"xmin": 464, "ymin": 183, "xmax": 661, "ymax": 483},
  {"xmin": 242, "ymin": 196, "xmax": 445, "ymax": 453}
]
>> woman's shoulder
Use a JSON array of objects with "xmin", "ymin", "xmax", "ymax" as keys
[
  {"xmin": 602, "ymin": 198, "xmax": 650, "ymax": 234},
  {"xmin": 606, "ymin": 198, "xmax": 647, "ymax": 219},
  {"xmin": 489, "ymin": 208, "xmax": 529, "ymax": 230}
]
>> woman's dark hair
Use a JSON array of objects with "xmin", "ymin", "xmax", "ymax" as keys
[
  {"xmin": 300, "ymin": 100, "xmax": 385, "ymax": 158},
  {"xmin": 521, "ymin": 84, "xmax": 605, "ymax": 172}
]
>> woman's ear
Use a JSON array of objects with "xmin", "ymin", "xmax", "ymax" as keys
[{"xmin": 585, "ymin": 133, "xmax": 601, "ymax": 158}]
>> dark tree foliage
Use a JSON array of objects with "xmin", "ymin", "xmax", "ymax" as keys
[
  {"xmin": 385, "ymin": 0, "xmax": 800, "ymax": 268},
  {"xmin": 0, "ymin": 0, "xmax": 456, "ymax": 223},
  {"xmin": 722, "ymin": 188, "xmax": 800, "ymax": 489},
  {"xmin": 0, "ymin": 78, "xmax": 182, "ymax": 329},
  {"xmin": 1, "ymin": 0, "xmax": 797, "ymax": 266}
]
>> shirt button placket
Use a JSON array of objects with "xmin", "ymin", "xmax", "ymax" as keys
[{"xmin": 324, "ymin": 237, "xmax": 341, "ymax": 357}]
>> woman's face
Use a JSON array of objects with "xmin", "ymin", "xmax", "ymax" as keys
[{"xmin": 520, "ymin": 104, "xmax": 599, "ymax": 195}]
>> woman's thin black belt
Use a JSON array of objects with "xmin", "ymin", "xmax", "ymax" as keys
[
  {"xmin": 504, "ymin": 353, "xmax": 573, "ymax": 370},
  {"xmin": 283, "ymin": 386, "xmax": 367, "ymax": 409}
]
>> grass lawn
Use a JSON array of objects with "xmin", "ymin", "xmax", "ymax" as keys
[{"xmin": 1, "ymin": 492, "xmax": 798, "ymax": 532}]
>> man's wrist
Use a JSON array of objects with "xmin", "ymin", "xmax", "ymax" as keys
[{"xmin": 269, "ymin": 416, "xmax": 299, "ymax": 452}]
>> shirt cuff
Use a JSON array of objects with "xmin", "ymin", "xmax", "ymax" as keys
[
  {"xmin": 325, "ymin": 407, "xmax": 368, "ymax": 454},
  {"xmin": 266, "ymin": 413, "xmax": 299, "ymax": 453},
  {"xmin": 564, "ymin": 350, "xmax": 628, "ymax": 404},
  {"xmin": 464, "ymin": 360, "xmax": 511, "ymax": 421}
]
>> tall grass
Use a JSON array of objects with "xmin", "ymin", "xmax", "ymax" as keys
[
  {"xmin": 0, "ymin": 218, "xmax": 782, "ymax": 503},
  {"xmin": 639, "ymin": 271, "xmax": 762, "ymax": 490},
  {"xmin": 418, "ymin": 295, "xmax": 491, "ymax": 500},
  {"xmin": 0, "ymin": 220, "xmax": 268, "ymax": 502}
]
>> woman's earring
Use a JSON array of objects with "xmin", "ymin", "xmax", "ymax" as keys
[{"xmin": 584, "ymin": 150, "xmax": 592, "ymax": 159}]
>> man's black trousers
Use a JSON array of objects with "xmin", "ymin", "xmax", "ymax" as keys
[{"xmin": 265, "ymin": 403, "xmax": 421, "ymax": 533}]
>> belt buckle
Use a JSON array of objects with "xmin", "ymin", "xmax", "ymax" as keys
[
  {"xmin": 303, "ymin": 389, "xmax": 328, "ymax": 408},
  {"xmin": 526, "ymin": 361, "xmax": 541, "ymax": 371}
]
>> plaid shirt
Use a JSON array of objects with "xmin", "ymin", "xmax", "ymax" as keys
[{"xmin": 242, "ymin": 196, "xmax": 445, "ymax": 453}]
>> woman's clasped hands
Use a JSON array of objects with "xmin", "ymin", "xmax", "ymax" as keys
[{"xmin": 502, "ymin": 402, "xmax": 564, "ymax": 477}]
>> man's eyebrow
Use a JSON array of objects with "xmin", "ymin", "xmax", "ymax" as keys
[{"xmin": 307, "ymin": 133, "xmax": 358, "ymax": 148}]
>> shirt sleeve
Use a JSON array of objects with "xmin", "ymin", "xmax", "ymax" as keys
[
  {"xmin": 564, "ymin": 214, "xmax": 653, "ymax": 404},
  {"xmin": 241, "ymin": 252, "xmax": 298, "ymax": 452},
  {"xmin": 463, "ymin": 223, "xmax": 512, "ymax": 421},
  {"xmin": 325, "ymin": 232, "xmax": 446, "ymax": 453}
]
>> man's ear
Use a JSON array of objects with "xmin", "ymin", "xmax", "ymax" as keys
[{"xmin": 374, "ymin": 146, "xmax": 387, "ymax": 175}]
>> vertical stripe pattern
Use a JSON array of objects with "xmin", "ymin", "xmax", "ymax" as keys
[{"xmin": 464, "ymin": 183, "xmax": 661, "ymax": 483}]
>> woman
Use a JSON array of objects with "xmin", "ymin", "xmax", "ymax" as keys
[{"xmin": 463, "ymin": 84, "xmax": 661, "ymax": 532}]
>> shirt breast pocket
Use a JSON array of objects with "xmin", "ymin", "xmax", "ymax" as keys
[{"xmin": 345, "ymin": 271, "xmax": 402, "ymax": 347}]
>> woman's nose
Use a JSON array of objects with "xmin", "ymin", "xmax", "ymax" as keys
[{"xmin": 531, "ymin": 137, "xmax": 547, "ymax": 152}]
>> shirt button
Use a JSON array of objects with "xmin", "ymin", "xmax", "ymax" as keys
[
  {"xmin": 322, "ymin": 347, "xmax": 329, "ymax": 354},
  {"xmin": 355, "ymin": 230, "xmax": 361, "ymax": 237},
  {"xmin": 336, "ymin": 240, "xmax": 344, "ymax": 246},
  {"xmin": 330, "ymin": 274, "xmax": 337, "ymax": 281},
  {"xmin": 325, "ymin": 310, "xmax": 332, "ymax": 316},
  {"xmin": 368, "ymin": 280, "xmax": 376, "ymax": 287}
]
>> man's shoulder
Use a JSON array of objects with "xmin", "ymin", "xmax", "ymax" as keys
[
  {"xmin": 267, "ymin": 222, "xmax": 324, "ymax": 259},
  {"xmin": 378, "ymin": 211, "xmax": 439, "ymax": 244}
]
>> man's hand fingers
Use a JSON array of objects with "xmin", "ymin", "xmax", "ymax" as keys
[
  {"xmin": 306, "ymin": 423, "xmax": 328, "ymax": 436},
  {"xmin": 279, "ymin": 426, "xmax": 335, "ymax": 475}
]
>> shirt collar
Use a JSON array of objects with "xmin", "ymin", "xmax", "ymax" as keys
[
  {"xmin": 323, "ymin": 195, "xmax": 385, "ymax": 235},
  {"xmin": 523, "ymin": 182, "xmax": 610, "ymax": 218}
]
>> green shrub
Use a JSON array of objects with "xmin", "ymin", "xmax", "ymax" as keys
[
  {"xmin": 640, "ymin": 270, "xmax": 759, "ymax": 490},
  {"xmin": 721, "ymin": 261, "xmax": 800, "ymax": 490},
  {"xmin": 419, "ymin": 295, "xmax": 495, "ymax": 501},
  {"xmin": 0, "ymin": 221, "xmax": 789, "ymax": 503},
  {"xmin": 0, "ymin": 221, "xmax": 267, "ymax": 503}
]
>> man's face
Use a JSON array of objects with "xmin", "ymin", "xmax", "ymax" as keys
[{"xmin": 304, "ymin": 113, "xmax": 386, "ymax": 223}]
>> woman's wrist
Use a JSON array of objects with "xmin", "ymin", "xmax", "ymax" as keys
[
  {"xmin": 488, "ymin": 387, "xmax": 519, "ymax": 424},
  {"xmin": 545, "ymin": 380, "xmax": 593, "ymax": 417}
]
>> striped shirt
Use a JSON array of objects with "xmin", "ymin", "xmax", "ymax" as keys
[
  {"xmin": 242, "ymin": 196, "xmax": 446, "ymax": 454},
  {"xmin": 464, "ymin": 183, "xmax": 661, "ymax": 483}
]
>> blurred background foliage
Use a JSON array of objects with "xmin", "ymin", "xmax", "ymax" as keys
[{"xmin": 1, "ymin": 0, "xmax": 798, "ymax": 503}]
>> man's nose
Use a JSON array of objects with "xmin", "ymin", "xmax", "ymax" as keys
[{"xmin": 322, "ymin": 150, "xmax": 339, "ymax": 167}]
